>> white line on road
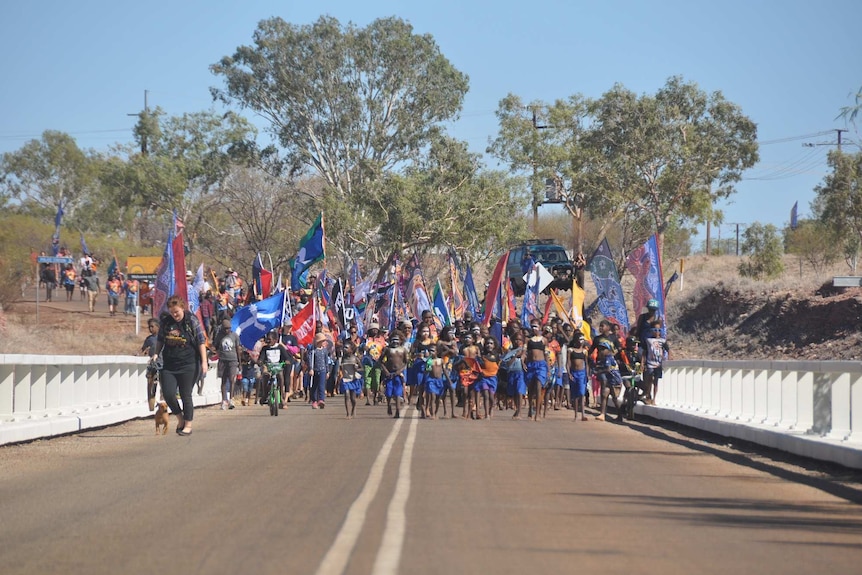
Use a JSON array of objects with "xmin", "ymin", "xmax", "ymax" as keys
[
  {"xmin": 315, "ymin": 415, "xmax": 406, "ymax": 575},
  {"xmin": 372, "ymin": 409, "xmax": 420, "ymax": 575}
]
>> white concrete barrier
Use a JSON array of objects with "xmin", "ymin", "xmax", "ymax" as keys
[
  {"xmin": 644, "ymin": 360, "xmax": 862, "ymax": 470},
  {"xmin": 0, "ymin": 354, "xmax": 222, "ymax": 446}
]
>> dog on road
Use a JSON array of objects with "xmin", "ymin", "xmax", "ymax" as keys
[{"xmin": 154, "ymin": 401, "xmax": 170, "ymax": 435}]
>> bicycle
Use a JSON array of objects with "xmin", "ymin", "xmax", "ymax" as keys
[
  {"xmin": 621, "ymin": 363, "xmax": 646, "ymax": 421},
  {"xmin": 263, "ymin": 362, "xmax": 285, "ymax": 416}
]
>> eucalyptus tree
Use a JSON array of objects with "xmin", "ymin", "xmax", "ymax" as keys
[
  {"xmin": 813, "ymin": 150, "xmax": 862, "ymax": 270},
  {"xmin": 0, "ymin": 130, "xmax": 98, "ymax": 221},
  {"xmin": 210, "ymin": 15, "xmax": 471, "ymax": 262},
  {"xmin": 589, "ymin": 77, "xmax": 758, "ymax": 254},
  {"xmin": 489, "ymin": 77, "xmax": 759, "ymax": 262}
]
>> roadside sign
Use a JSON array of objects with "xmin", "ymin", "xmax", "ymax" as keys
[{"xmin": 37, "ymin": 256, "xmax": 74, "ymax": 264}]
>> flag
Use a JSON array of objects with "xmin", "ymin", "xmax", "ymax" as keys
[
  {"xmin": 80, "ymin": 233, "xmax": 90, "ymax": 256},
  {"xmin": 231, "ymin": 291, "xmax": 286, "ymax": 350},
  {"xmin": 51, "ymin": 201, "xmax": 64, "ymax": 255},
  {"xmin": 331, "ymin": 277, "xmax": 348, "ymax": 328},
  {"xmin": 482, "ymin": 251, "xmax": 509, "ymax": 326},
  {"xmin": 463, "ymin": 265, "xmax": 481, "ymax": 318},
  {"xmin": 404, "ymin": 253, "xmax": 433, "ymax": 321},
  {"xmin": 663, "ymin": 271, "xmax": 680, "ymax": 298},
  {"xmin": 520, "ymin": 264, "xmax": 540, "ymax": 325},
  {"xmin": 252, "ymin": 253, "xmax": 272, "ymax": 300},
  {"xmin": 152, "ymin": 229, "xmax": 176, "ymax": 317},
  {"xmin": 290, "ymin": 213, "xmax": 325, "ymax": 289},
  {"xmin": 587, "ymin": 238, "xmax": 630, "ymax": 334},
  {"xmin": 448, "ymin": 248, "xmax": 466, "ymax": 320},
  {"xmin": 571, "ymin": 277, "xmax": 585, "ymax": 326},
  {"xmin": 433, "ymin": 279, "xmax": 451, "ymax": 328},
  {"xmin": 625, "ymin": 234, "xmax": 665, "ymax": 324},
  {"xmin": 790, "ymin": 201, "xmax": 799, "ymax": 230},
  {"xmin": 107, "ymin": 253, "xmax": 119, "ymax": 278},
  {"xmin": 505, "ymin": 279, "xmax": 518, "ymax": 323},
  {"xmin": 274, "ymin": 272, "xmax": 283, "ymax": 294},
  {"xmin": 188, "ymin": 264, "xmax": 205, "ymax": 314},
  {"xmin": 292, "ymin": 297, "xmax": 316, "ymax": 346}
]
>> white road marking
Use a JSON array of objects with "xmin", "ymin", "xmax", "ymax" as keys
[
  {"xmin": 372, "ymin": 409, "xmax": 420, "ymax": 575},
  {"xmin": 315, "ymin": 415, "xmax": 406, "ymax": 575}
]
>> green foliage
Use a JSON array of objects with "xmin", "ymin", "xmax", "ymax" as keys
[
  {"xmin": 488, "ymin": 77, "xmax": 759, "ymax": 263},
  {"xmin": 0, "ymin": 130, "xmax": 99, "ymax": 222},
  {"xmin": 784, "ymin": 219, "xmax": 842, "ymax": 275},
  {"xmin": 737, "ymin": 222, "xmax": 785, "ymax": 279},
  {"xmin": 211, "ymin": 16, "xmax": 485, "ymax": 260},
  {"xmin": 813, "ymin": 150, "xmax": 862, "ymax": 253}
]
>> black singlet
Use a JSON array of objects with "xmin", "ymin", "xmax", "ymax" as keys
[{"xmin": 527, "ymin": 338, "xmax": 545, "ymax": 352}]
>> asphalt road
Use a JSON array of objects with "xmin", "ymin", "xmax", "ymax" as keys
[{"xmin": 1, "ymin": 400, "xmax": 861, "ymax": 575}]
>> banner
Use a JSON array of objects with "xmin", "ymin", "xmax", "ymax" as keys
[
  {"xmin": 51, "ymin": 201, "xmax": 64, "ymax": 255},
  {"xmin": 791, "ymin": 201, "xmax": 799, "ymax": 230},
  {"xmin": 520, "ymin": 264, "xmax": 540, "ymax": 325},
  {"xmin": 624, "ymin": 234, "xmax": 665, "ymax": 325},
  {"xmin": 463, "ymin": 265, "xmax": 480, "ymax": 318},
  {"xmin": 290, "ymin": 213, "xmax": 325, "ymax": 289},
  {"xmin": 292, "ymin": 298, "xmax": 316, "ymax": 346},
  {"xmin": 432, "ymin": 279, "xmax": 451, "ymax": 328},
  {"xmin": 231, "ymin": 291, "xmax": 286, "ymax": 350},
  {"xmin": 587, "ymin": 238, "xmax": 629, "ymax": 334},
  {"xmin": 448, "ymin": 248, "xmax": 465, "ymax": 320},
  {"xmin": 252, "ymin": 253, "xmax": 272, "ymax": 300},
  {"xmin": 482, "ymin": 251, "xmax": 509, "ymax": 326}
]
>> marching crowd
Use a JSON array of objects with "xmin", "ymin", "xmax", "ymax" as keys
[{"xmin": 140, "ymin": 264, "xmax": 670, "ymax": 432}]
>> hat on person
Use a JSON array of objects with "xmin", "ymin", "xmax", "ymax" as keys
[
  {"xmin": 369, "ymin": 322, "xmax": 380, "ymax": 330},
  {"xmin": 186, "ymin": 270, "xmax": 193, "ymax": 278},
  {"xmin": 226, "ymin": 267, "xmax": 233, "ymax": 273},
  {"xmin": 314, "ymin": 333, "xmax": 327, "ymax": 344}
]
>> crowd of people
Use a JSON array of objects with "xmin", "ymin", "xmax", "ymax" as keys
[{"xmin": 140, "ymin": 266, "xmax": 669, "ymax": 430}]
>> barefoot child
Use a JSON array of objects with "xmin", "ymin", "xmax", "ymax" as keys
[
  {"xmin": 380, "ymin": 332, "xmax": 408, "ymax": 418},
  {"xmin": 568, "ymin": 334, "xmax": 590, "ymax": 421},
  {"xmin": 339, "ymin": 340, "xmax": 363, "ymax": 418}
]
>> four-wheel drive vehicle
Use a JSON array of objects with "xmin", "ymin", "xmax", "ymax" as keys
[{"xmin": 506, "ymin": 240, "xmax": 574, "ymax": 296}]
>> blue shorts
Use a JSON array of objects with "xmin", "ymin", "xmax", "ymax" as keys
[
  {"xmin": 425, "ymin": 377, "xmax": 444, "ymax": 395},
  {"xmin": 507, "ymin": 370, "xmax": 526, "ymax": 397},
  {"xmin": 526, "ymin": 360, "xmax": 548, "ymax": 387},
  {"xmin": 552, "ymin": 368, "xmax": 563, "ymax": 388},
  {"xmin": 478, "ymin": 375, "xmax": 498, "ymax": 393},
  {"xmin": 570, "ymin": 369, "xmax": 587, "ymax": 398},
  {"xmin": 340, "ymin": 378, "xmax": 363, "ymax": 394},
  {"xmin": 385, "ymin": 374, "xmax": 404, "ymax": 398}
]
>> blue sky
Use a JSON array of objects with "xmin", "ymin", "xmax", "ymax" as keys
[{"xmin": 2, "ymin": 0, "xmax": 859, "ymax": 250}]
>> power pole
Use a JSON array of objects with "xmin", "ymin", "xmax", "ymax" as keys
[
  {"xmin": 836, "ymin": 128, "xmax": 847, "ymax": 152},
  {"xmin": 128, "ymin": 89, "xmax": 150, "ymax": 156},
  {"xmin": 530, "ymin": 107, "xmax": 551, "ymax": 234},
  {"xmin": 726, "ymin": 222, "xmax": 745, "ymax": 256}
]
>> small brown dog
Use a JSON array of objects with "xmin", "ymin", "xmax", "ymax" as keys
[{"xmin": 154, "ymin": 401, "xmax": 170, "ymax": 435}]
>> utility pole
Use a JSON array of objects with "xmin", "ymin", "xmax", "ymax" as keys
[
  {"xmin": 726, "ymin": 222, "xmax": 745, "ymax": 256},
  {"xmin": 836, "ymin": 128, "xmax": 847, "ymax": 152},
  {"xmin": 128, "ymin": 89, "xmax": 150, "ymax": 156}
]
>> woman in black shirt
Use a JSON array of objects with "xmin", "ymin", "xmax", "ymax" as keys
[{"xmin": 153, "ymin": 296, "xmax": 208, "ymax": 436}]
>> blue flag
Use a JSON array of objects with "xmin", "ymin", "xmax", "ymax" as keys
[
  {"xmin": 587, "ymin": 238, "xmax": 629, "ymax": 333},
  {"xmin": 463, "ymin": 265, "xmax": 480, "ymax": 318},
  {"xmin": 80, "ymin": 233, "xmax": 90, "ymax": 256},
  {"xmin": 790, "ymin": 201, "xmax": 798, "ymax": 230},
  {"xmin": 520, "ymin": 265, "xmax": 540, "ymax": 325},
  {"xmin": 231, "ymin": 291, "xmax": 287, "ymax": 350},
  {"xmin": 433, "ymin": 279, "xmax": 451, "ymax": 327},
  {"xmin": 290, "ymin": 213, "xmax": 325, "ymax": 289},
  {"xmin": 51, "ymin": 201, "xmax": 64, "ymax": 255}
]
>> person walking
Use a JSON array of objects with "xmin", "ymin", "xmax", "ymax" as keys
[
  {"xmin": 151, "ymin": 296, "xmax": 208, "ymax": 436},
  {"xmin": 82, "ymin": 269, "xmax": 101, "ymax": 312},
  {"xmin": 213, "ymin": 318, "xmax": 241, "ymax": 410}
]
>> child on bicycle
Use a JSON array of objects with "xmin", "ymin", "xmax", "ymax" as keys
[{"xmin": 258, "ymin": 330, "xmax": 289, "ymax": 408}]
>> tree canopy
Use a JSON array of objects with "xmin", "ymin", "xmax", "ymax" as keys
[{"xmin": 489, "ymin": 77, "xmax": 759, "ymax": 263}]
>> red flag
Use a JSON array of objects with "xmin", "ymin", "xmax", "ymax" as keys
[
  {"xmin": 292, "ymin": 299, "xmax": 316, "ymax": 346},
  {"xmin": 482, "ymin": 251, "xmax": 509, "ymax": 326},
  {"xmin": 541, "ymin": 291, "xmax": 554, "ymax": 325},
  {"xmin": 506, "ymin": 279, "xmax": 517, "ymax": 322}
]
